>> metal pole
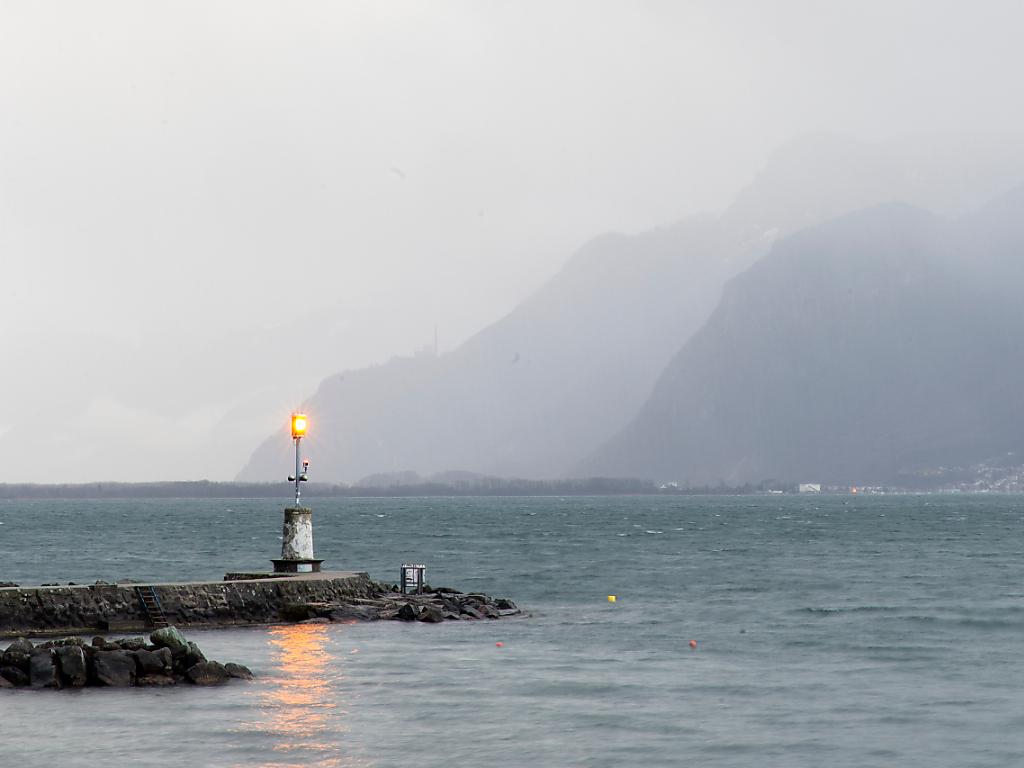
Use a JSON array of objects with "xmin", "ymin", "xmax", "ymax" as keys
[{"xmin": 294, "ymin": 435, "xmax": 301, "ymax": 506}]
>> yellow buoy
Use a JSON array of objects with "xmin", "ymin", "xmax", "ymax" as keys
[{"xmin": 607, "ymin": 595, "xmax": 617, "ymax": 603}]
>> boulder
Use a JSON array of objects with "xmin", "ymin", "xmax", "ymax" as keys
[
  {"xmin": 328, "ymin": 605, "xmax": 381, "ymax": 621},
  {"xmin": 118, "ymin": 636, "xmax": 148, "ymax": 651},
  {"xmin": 29, "ymin": 650, "xmax": 59, "ymax": 688},
  {"xmin": 56, "ymin": 646, "xmax": 88, "ymax": 687},
  {"xmin": 416, "ymin": 605, "xmax": 444, "ymax": 623},
  {"xmin": 179, "ymin": 641, "xmax": 206, "ymax": 671},
  {"xmin": 6, "ymin": 637, "xmax": 34, "ymax": 654},
  {"xmin": 0, "ymin": 674, "xmax": 14, "ymax": 688},
  {"xmin": 186, "ymin": 661, "xmax": 230, "ymax": 685},
  {"xmin": 150, "ymin": 626, "xmax": 189, "ymax": 657},
  {"xmin": 441, "ymin": 598, "xmax": 462, "ymax": 614},
  {"xmin": 224, "ymin": 663, "xmax": 254, "ymax": 680},
  {"xmin": 459, "ymin": 605, "xmax": 484, "ymax": 620},
  {"xmin": 396, "ymin": 603, "xmax": 419, "ymax": 621},
  {"xmin": 495, "ymin": 598, "xmax": 517, "ymax": 611},
  {"xmin": 3, "ymin": 638, "xmax": 34, "ymax": 671},
  {"xmin": 136, "ymin": 674, "xmax": 176, "ymax": 686},
  {"xmin": 132, "ymin": 648, "xmax": 172, "ymax": 676},
  {"xmin": 0, "ymin": 665, "xmax": 29, "ymax": 687},
  {"xmin": 40, "ymin": 636, "xmax": 86, "ymax": 649},
  {"xmin": 94, "ymin": 651, "xmax": 135, "ymax": 687}
]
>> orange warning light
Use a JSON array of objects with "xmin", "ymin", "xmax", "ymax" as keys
[{"xmin": 291, "ymin": 413, "xmax": 308, "ymax": 438}]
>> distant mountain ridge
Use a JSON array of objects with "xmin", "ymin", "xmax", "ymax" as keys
[
  {"xmin": 238, "ymin": 215, "xmax": 756, "ymax": 482},
  {"xmin": 581, "ymin": 190, "xmax": 1024, "ymax": 485},
  {"xmin": 238, "ymin": 135, "xmax": 1024, "ymax": 483}
]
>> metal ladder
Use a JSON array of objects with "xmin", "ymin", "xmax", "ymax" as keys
[{"xmin": 135, "ymin": 585, "xmax": 169, "ymax": 628}]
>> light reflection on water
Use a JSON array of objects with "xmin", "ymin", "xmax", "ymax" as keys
[{"xmin": 240, "ymin": 624, "xmax": 358, "ymax": 768}]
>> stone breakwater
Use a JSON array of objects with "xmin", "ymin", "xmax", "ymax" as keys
[
  {"xmin": 0, "ymin": 572, "xmax": 521, "ymax": 637},
  {"xmin": 0, "ymin": 626, "xmax": 253, "ymax": 689},
  {"xmin": 285, "ymin": 586, "xmax": 521, "ymax": 624}
]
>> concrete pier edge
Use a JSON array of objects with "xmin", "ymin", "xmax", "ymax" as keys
[{"xmin": 0, "ymin": 571, "xmax": 375, "ymax": 638}]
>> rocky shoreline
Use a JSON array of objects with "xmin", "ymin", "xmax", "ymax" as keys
[
  {"xmin": 285, "ymin": 584, "xmax": 520, "ymax": 623},
  {"xmin": 0, "ymin": 626, "xmax": 253, "ymax": 690},
  {"xmin": 0, "ymin": 578, "xmax": 521, "ymax": 691}
]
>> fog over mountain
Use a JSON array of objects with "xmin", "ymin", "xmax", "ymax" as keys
[
  {"xmin": 582, "ymin": 187, "xmax": 1024, "ymax": 485},
  {"xmin": 239, "ymin": 135, "xmax": 1024, "ymax": 483},
  {"xmin": 7, "ymin": 3, "xmax": 1024, "ymax": 483}
]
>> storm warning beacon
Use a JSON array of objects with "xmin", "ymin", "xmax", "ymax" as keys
[{"xmin": 271, "ymin": 412, "xmax": 323, "ymax": 573}]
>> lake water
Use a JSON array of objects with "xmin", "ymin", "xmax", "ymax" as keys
[{"xmin": 1, "ymin": 494, "xmax": 1023, "ymax": 767}]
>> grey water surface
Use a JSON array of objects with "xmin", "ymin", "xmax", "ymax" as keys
[{"xmin": 0, "ymin": 494, "xmax": 1022, "ymax": 767}]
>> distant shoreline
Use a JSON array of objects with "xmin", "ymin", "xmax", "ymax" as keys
[
  {"xmin": 0, "ymin": 479, "xmax": 986, "ymax": 500},
  {"xmin": 0, "ymin": 479, "xmax": 724, "ymax": 500}
]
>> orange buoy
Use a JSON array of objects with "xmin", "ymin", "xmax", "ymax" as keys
[
  {"xmin": 689, "ymin": 639, "xmax": 697, "ymax": 649},
  {"xmin": 495, "ymin": 641, "xmax": 504, "ymax": 647}
]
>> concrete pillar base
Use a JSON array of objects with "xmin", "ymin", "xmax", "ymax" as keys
[
  {"xmin": 271, "ymin": 558, "xmax": 325, "ymax": 574},
  {"xmin": 281, "ymin": 506, "xmax": 315, "ymax": 559}
]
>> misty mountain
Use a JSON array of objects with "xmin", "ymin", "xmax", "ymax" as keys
[
  {"xmin": 238, "ymin": 135, "xmax": 1024, "ymax": 483},
  {"xmin": 239, "ymin": 217, "xmax": 755, "ymax": 482},
  {"xmin": 581, "ymin": 189, "xmax": 1024, "ymax": 485}
]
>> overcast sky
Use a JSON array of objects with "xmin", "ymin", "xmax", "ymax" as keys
[{"xmin": 2, "ymin": 1, "xmax": 1023, "ymax": 482}]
